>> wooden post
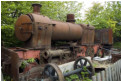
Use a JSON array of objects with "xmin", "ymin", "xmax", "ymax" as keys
[
  {"xmin": 108, "ymin": 67, "xmax": 112, "ymax": 81},
  {"xmin": 92, "ymin": 76, "xmax": 96, "ymax": 81},
  {"xmin": 105, "ymin": 68, "xmax": 109, "ymax": 81},
  {"xmin": 97, "ymin": 73, "xmax": 101, "ymax": 81},
  {"xmin": 101, "ymin": 71, "xmax": 105, "ymax": 81}
]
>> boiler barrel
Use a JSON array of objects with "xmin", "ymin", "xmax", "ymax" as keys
[
  {"xmin": 15, "ymin": 14, "xmax": 83, "ymax": 42},
  {"xmin": 51, "ymin": 20, "xmax": 83, "ymax": 41}
]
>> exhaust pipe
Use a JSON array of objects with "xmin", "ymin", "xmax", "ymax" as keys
[
  {"xmin": 32, "ymin": 3, "xmax": 42, "ymax": 14},
  {"xmin": 66, "ymin": 14, "xmax": 76, "ymax": 24}
]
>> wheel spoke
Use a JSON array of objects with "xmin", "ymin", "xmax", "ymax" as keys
[
  {"xmin": 84, "ymin": 60, "xmax": 87, "ymax": 66},
  {"xmin": 79, "ymin": 60, "xmax": 83, "ymax": 67},
  {"xmin": 51, "ymin": 68, "xmax": 56, "ymax": 76},
  {"xmin": 48, "ymin": 67, "xmax": 56, "ymax": 78},
  {"xmin": 45, "ymin": 71, "xmax": 49, "ymax": 76},
  {"xmin": 47, "ymin": 67, "xmax": 52, "ymax": 76},
  {"xmin": 48, "ymin": 67, "xmax": 53, "ymax": 73},
  {"xmin": 47, "ymin": 68, "xmax": 56, "ymax": 80},
  {"xmin": 77, "ymin": 64, "xmax": 82, "ymax": 68},
  {"xmin": 87, "ymin": 69, "xmax": 92, "ymax": 75},
  {"xmin": 86, "ymin": 66, "xmax": 92, "ymax": 75}
]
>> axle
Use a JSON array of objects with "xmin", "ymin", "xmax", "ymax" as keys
[
  {"xmin": 63, "ymin": 68, "xmax": 83, "ymax": 77},
  {"xmin": 54, "ymin": 68, "xmax": 83, "ymax": 79}
]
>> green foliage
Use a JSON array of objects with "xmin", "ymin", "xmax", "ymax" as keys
[
  {"xmin": 40, "ymin": 1, "xmax": 82, "ymax": 22},
  {"xmin": 65, "ymin": 73, "xmax": 92, "ymax": 81},
  {"xmin": 113, "ymin": 42, "xmax": 121, "ymax": 48},
  {"xmin": 3, "ymin": 74, "xmax": 12, "ymax": 81},
  {"xmin": 84, "ymin": 1, "xmax": 121, "ymax": 42},
  {"xmin": 20, "ymin": 58, "xmax": 35, "ymax": 69},
  {"xmin": 65, "ymin": 74, "xmax": 80, "ymax": 81},
  {"xmin": 27, "ymin": 58, "xmax": 35, "ymax": 63},
  {"xmin": 80, "ymin": 66, "xmax": 90, "ymax": 81},
  {"xmin": 20, "ymin": 61, "xmax": 26, "ymax": 69},
  {"xmin": 1, "ymin": 1, "xmax": 32, "ymax": 47},
  {"xmin": 1, "ymin": 1, "xmax": 82, "ymax": 47},
  {"xmin": 65, "ymin": 67, "xmax": 92, "ymax": 81}
]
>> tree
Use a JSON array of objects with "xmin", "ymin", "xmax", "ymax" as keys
[
  {"xmin": 84, "ymin": 1, "xmax": 121, "ymax": 42},
  {"xmin": 1, "ymin": 1, "xmax": 82, "ymax": 47},
  {"xmin": 107, "ymin": 1, "xmax": 121, "ymax": 41}
]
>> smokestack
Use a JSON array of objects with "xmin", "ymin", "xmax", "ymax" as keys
[
  {"xmin": 66, "ymin": 14, "xmax": 76, "ymax": 24},
  {"xmin": 32, "ymin": 3, "xmax": 42, "ymax": 14}
]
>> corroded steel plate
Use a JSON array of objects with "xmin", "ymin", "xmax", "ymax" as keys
[{"xmin": 15, "ymin": 15, "xmax": 32, "ymax": 41}]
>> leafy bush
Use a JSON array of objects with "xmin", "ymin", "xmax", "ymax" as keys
[{"xmin": 65, "ymin": 67, "xmax": 92, "ymax": 81}]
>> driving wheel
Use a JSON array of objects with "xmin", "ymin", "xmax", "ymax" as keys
[
  {"xmin": 43, "ymin": 63, "xmax": 64, "ymax": 81},
  {"xmin": 74, "ymin": 57, "xmax": 95, "ymax": 78}
]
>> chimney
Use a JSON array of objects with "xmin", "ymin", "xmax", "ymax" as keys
[
  {"xmin": 32, "ymin": 3, "xmax": 42, "ymax": 14},
  {"xmin": 66, "ymin": 14, "xmax": 76, "ymax": 24}
]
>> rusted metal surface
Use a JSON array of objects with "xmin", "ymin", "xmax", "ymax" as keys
[
  {"xmin": 42, "ymin": 49, "xmax": 71, "ymax": 59},
  {"xmin": 77, "ymin": 45, "xmax": 104, "ymax": 58},
  {"xmin": 16, "ymin": 13, "xmax": 52, "ymax": 49},
  {"xmin": 15, "ymin": 49, "xmax": 40, "ymax": 60},
  {"xmin": 1, "ymin": 46, "xmax": 19, "ymax": 81},
  {"xmin": 10, "ymin": 47, "xmax": 41, "ymax": 60},
  {"xmin": 52, "ymin": 20, "xmax": 83, "ymax": 41},
  {"xmin": 32, "ymin": 3, "xmax": 42, "ymax": 14},
  {"xmin": 77, "ymin": 46, "xmax": 95, "ymax": 57},
  {"xmin": 28, "ymin": 14, "xmax": 52, "ymax": 49},
  {"xmin": 103, "ymin": 29, "xmax": 113, "ymax": 44},
  {"xmin": 95, "ymin": 28, "xmax": 113, "ymax": 45},
  {"xmin": 15, "ymin": 13, "xmax": 96, "ymax": 48},
  {"xmin": 15, "ymin": 4, "xmax": 97, "ymax": 49},
  {"xmin": 41, "ymin": 49, "xmax": 74, "ymax": 64},
  {"xmin": 77, "ymin": 46, "xmax": 86, "ymax": 57},
  {"xmin": 15, "ymin": 4, "xmax": 84, "ymax": 49},
  {"xmin": 80, "ymin": 24, "xmax": 95, "ymax": 45},
  {"xmin": 2, "ymin": 47, "xmax": 44, "ymax": 81},
  {"xmin": 85, "ymin": 46, "xmax": 94, "ymax": 57},
  {"xmin": 66, "ymin": 14, "xmax": 75, "ymax": 23},
  {"xmin": 93, "ymin": 45, "xmax": 103, "ymax": 57},
  {"xmin": 15, "ymin": 15, "xmax": 32, "ymax": 41},
  {"xmin": 112, "ymin": 54, "xmax": 121, "ymax": 63},
  {"xmin": 95, "ymin": 30, "xmax": 101, "ymax": 44}
]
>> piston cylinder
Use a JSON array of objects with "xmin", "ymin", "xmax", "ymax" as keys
[{"xmin": 43, "ymin": 49, "xmax": 71, "ymax": 59}]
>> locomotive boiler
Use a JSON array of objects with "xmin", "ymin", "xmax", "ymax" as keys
[
  {"xmin": 15, "ymin": 4, "xmax": 88, "ymax": 48},
  {"xmin": 1, "ymin": 3, "xmax": 113, "ymax": 81}
]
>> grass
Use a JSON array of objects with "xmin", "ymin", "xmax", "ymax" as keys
[{"xmin": 113, "ymin": 42, "xmax": 121, "ymax": 49}]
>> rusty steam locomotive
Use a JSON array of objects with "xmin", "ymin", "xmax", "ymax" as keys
[{"xmin": 2, "ymin": 4, "xmax": 113, "ymax": 81}]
